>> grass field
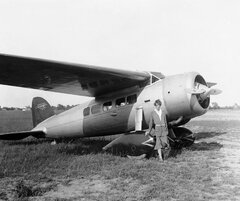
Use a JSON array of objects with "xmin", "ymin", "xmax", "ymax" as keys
[{"xmin": 0, "ymin": 110, "xmax": 240, "ymax": 201}]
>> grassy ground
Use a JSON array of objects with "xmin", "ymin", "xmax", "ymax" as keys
[
  {"xmin": 0, "ymin": 111, "xmax": 32, "ymax": 133},
  {"xmin": 0, "ymin": 110, "xmax": 240, "ymax": 201}
]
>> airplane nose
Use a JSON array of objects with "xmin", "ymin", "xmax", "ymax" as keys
[
  {"xmin": 187, "ymin": 76, "xmax": 222, "ymax": 109},
  {"xmin": 162, "ymin": 72, "xmax": 222, "ymax": 121}
]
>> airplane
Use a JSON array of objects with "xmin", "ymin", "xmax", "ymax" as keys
[{"xmin": 0, "ymin": 54, "xmax": 221, "ymax": 156}]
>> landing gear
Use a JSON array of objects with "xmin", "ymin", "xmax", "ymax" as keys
[
  {"xmin": 170, "ymin": 127, "xmax": 195, "ymax": 148},
  {"xmin": 102, "ymin": 127, "xmax": 195, "ymax": 158}
]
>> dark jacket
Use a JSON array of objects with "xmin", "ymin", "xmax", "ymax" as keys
[{"xmin": 149, "ymin": 109, "xmax": 168, "ymax": 136}]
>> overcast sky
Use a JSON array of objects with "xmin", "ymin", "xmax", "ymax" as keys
[{"xmin": 0, "ymin": 0, "xmax": 239, "ymax": 107}]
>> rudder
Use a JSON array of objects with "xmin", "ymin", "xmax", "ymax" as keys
[{"xmin": 32, "ymin": 97, "xmax": 54, "ymax": 127}]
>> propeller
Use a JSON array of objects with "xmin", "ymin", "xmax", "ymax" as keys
[
  {"xmin": 186, "ymin": 82, "xmax": 222, "ymax": 100},
  {"xmin": 201, "ymin": 88, "xmax": 222, "ymax": 99}
]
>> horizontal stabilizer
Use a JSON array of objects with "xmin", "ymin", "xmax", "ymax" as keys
[{"xmin": 0, "ymin": 130, "xmax": 45, "ymax": 140}]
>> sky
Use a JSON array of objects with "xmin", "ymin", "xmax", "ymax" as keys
[{"xmin": 0, "ymin": 0, "xmax": 239, "ymax": 107}]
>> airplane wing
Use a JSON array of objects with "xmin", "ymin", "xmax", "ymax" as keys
[
  {"xmin": 0, "ymin": 130, "xmax": 45, "ymax": 140},
  {"xmin": 0, "ymin": 54, "xmax": 151, "ymax": 97}
]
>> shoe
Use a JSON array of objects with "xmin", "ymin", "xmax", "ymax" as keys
[{"xmin": 158, "ymin": 157, "xmax": 163, "ymax": 161}]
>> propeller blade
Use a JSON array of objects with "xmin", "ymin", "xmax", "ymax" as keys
[
  {"xmin": 204, "ymin": 88, "xmax": 222, "ymax": 96},
  {"xmin": 186, "ymin": 88, "xmax": 206, "ymax": 95},
  {"xmin": 206, "ymin": 82, "xmax": 217, "ymax": 88},
  {"xmin": 187, "ymin": 82, "xmax": 222, "ymax": 100},
  {"xmin": 200, "ymin": 88, "xmax": 222, "ymax": 100}
]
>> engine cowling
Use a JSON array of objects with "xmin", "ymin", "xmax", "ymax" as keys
[{"xmin": 162, "ymin": 72, "xmax": 210, "ymax": 121}]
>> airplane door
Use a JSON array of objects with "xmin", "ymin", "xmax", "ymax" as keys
[
  {"xmin": 135, "ymin": 106, "xmax": 143, "ymax": 131},
  {"xmin": 110, "ymin": 96, "xmax": 135, "ymax": 132}
]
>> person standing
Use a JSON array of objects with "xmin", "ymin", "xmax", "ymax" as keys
[{"xmin": 145, "ymin": 99, "xmax": 169, "ymax": 161}]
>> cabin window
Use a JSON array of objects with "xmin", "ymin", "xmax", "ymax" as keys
[
  {"xmin": 103, "ymin": 101, "xmax": 112, "ymax": 111},
  {"xmin": 116, "ymin": 97, "xmax": 126, "ymax": 107},
  {"xmin": 83, "ymin": 107, "xmax": 90, "ymax": 116},
  {"xmin": 91, "ymin": 104, "xmax": 101, "ymax": 114},
  {"xmin": 127, "ymin": 94, "xmax": 137, "ymax": 105}
]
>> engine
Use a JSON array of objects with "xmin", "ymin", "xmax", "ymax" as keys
[{"xmin": 162, "ymin": 72, "xmax": 212, "ymax": 121}]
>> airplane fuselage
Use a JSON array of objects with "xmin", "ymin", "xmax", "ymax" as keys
[{"xmin": 33, "ymin": 72, "xmax": 209, "ymax": 139}]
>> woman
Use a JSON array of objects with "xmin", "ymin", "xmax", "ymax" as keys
[{"xmin": 146, "ymin": 99, "xmax": 169, "ymax": 161}]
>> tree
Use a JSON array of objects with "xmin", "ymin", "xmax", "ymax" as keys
[
  {"xmin": 210, "ymin": 102, "xmax": 220, "ymax": 109},
  {"xmin": 233, "ymin": 103, "xmax": 240, "ymax": 110},
  {"xmin": 57, "ymin": 104, "xmax": 65, "ymax": 110}
]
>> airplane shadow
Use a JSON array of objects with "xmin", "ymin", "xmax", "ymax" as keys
[
  {"xmin": 58, "ymin": 138, "xmax": 110, "ymax": 155},
  {"xmin": 187, "ymin": 131, "xmax": 225, "ymax": 151},
  {"xmin": 2, "ymin": 132, "xmax": 224, "ymax": 158},
  {"xmin": 194, "ymin": 132, "xmax": 227, "ymax": 140},
  {"xmin": 58, "ymin": 140, "xmax": 154, "ymax": 157},
  {"xmin": 1, "ymin": 136, "xmax": 182, "ymax": 158},
  {"xmin": 54, "ymin": 137, "xmax": 155, "ymax": 157},
  {"xmin": 187, "ymin": 141, "xmax": 223, "ymax": 151}
]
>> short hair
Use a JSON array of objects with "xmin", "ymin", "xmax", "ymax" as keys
[{"xmin": 154, "ymin": 99, "xmax": 162, "ymax": 106}]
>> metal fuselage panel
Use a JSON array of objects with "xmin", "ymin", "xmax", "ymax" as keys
[
  {"xmin": 34, "ymin": 104, "xmax": 85, "ymax": 138},
  {"xmin": 34, "ymin": 82, "xmax": 163, "ymax": 138}
]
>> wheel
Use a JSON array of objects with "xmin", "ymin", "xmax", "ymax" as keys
[{"xmin": 171, "ymin": 127, "xmax": 195, "ymax": 147}]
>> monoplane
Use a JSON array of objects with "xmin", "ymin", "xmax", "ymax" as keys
[{"xmin": 0, "ymin": 54, "xmax": 221, "ymax": 155}]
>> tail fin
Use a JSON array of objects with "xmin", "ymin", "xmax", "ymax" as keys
[{"xmin": 32, "ymin": 97, "xmax": 54, "ymax": 127}]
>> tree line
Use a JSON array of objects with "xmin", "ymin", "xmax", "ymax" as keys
[
  {"xmin": 0, "ymin": 102, "xmax": 239, "ymax": 111},
  {"xmin": 209, "ymin": 102, "xmax": 240, "ymax": 110},
  {"xmin": 0, "ymin": 104, "xmax": 77, "ymax": 111}
]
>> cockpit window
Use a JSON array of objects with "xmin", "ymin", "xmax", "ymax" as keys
[{"xmin": 151, "ymin": 75, "xmax": 159, "ymax": 84}]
